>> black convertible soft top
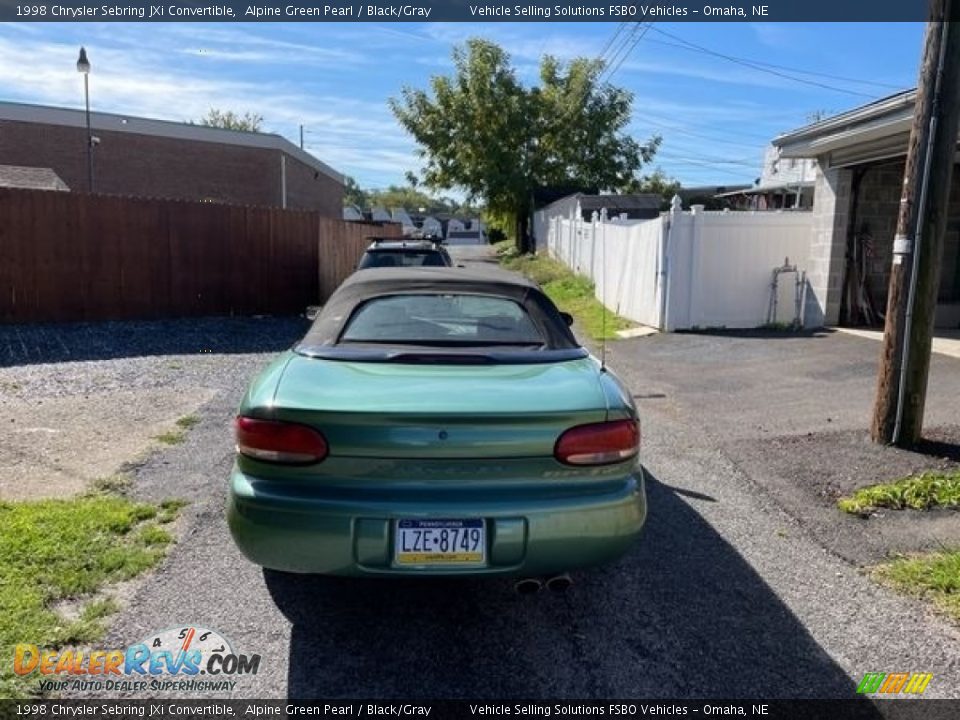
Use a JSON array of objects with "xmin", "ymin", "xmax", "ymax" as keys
[{"xmin": 296, "ymin": 266, "xmax": 585, "ymax": 362}]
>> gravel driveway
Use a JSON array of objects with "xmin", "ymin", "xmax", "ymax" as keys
[
  {"xmin": 0, "ymin": 318, "xmax": 307, "ymax": 500},
  {"xmin": 10, "ymin": 253, "xmax": 959, "ymax": 700}
]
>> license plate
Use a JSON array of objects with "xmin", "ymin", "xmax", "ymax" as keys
[{"xmin": 394, "ymin": 519, "xmax": 486, "ymax": 566}]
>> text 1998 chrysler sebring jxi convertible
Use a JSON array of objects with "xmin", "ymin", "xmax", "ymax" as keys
[{"xmin": 227, "ymin": 266, "xmax": 646, "ymax": 578}]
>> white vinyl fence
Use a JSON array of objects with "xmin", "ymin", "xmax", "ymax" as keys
[{"xmin": 539, "ymin": 203, "xmax": 814, "ymax": 331}]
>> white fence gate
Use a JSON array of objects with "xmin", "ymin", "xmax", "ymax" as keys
[{"xmin": 542, "ymin": 203, "xmax": 814, "ymax": 331}]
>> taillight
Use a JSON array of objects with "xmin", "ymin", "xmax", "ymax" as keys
[
  {"xmin": 235, "ymin": 416, "xmax": 329, "ymax": 464},
  {"xmin": 554, "ymin": 419, "xmax": 639, "ymax": 466}
]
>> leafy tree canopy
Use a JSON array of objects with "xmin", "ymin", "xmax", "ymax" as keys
[
  {"xmin": 343, "ymin": 177, "xmax": 480, "ymax": 217},
  {"xmin": 630, "ymin": 168, "xmax": 682, "ymax": 209},
  {"xmin": 390, "ymin": 38, "xmax": 660, "ymax": 249},
  {"xmin": 194, "ymin": 109, "xmax": 264, "ymax": 132},
  {"xmin": 343, "ymin": 176, "xmax": 369, "ymax": 208}
]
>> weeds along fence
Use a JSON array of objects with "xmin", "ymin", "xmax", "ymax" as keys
[
  {"xmin": 536, "ymin": 203, "xmax": 814, "ymax": 330},
  {"xmin": 0, "ymin": 188, "xmax": 399, "ymax": 323}
]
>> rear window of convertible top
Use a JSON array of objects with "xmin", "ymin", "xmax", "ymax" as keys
[
  {"xmin": 358, "ymin": 251, "xmax": 447, "ymax": 269},
  {"xmin": 339, "ymin": 294, "xmax": 544, "ymax": 346}
]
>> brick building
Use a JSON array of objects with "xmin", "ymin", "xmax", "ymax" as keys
[
  {"xmin": 775, "ymin": 90, "xmax": 960, "ymax": 329},
  {"xmin": 0, "ymin": 101, "xmax": 343, "ymax": 215}
]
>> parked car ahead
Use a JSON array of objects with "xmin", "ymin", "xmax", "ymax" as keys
[
  {"xmin": 227, "ymin": 266, "xmax": 646, "ymax": 585},
  {"xmin": 356, "ymin": 237, "xmax": 452, "ymax": 269}
]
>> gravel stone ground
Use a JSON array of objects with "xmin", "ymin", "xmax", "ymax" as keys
[
  {"xmin": 601, "ymin": 327, "xmax": 960, "ymax": 566},
  {"xmin": 0, "ymin": 318, "xmax": 307, "ymax": 500}
]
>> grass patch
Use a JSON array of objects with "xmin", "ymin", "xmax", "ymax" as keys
[
  {"xmin": 876, "ymin": 550, "xmax": 960, "ymax": 622},
  {"xmin": 497, "ymin": 247, "xmax": 633, "ymax": 341},
  {"xmin": 136, "ymin": 525, "xmax": 173, "ymax": 547},
  {"xmin": 90, "ymin": 473, "xmax": 133, "ymax": 494},
  {"xmin": 158, "ymin": 498, "xmax": 189, "ymax": 524},
  {"xmin": 49, "ymin": 598, "xmax": 123, "ymax": 654},
  {"xmin": 175, "ymin": 415, "xmax": 199, "ymax": 430},
  {"xmin": 153, "ymin": 414, "xmax": 200, "ymax": 446},
  {"xmin": 0, "ymin": 494, "xmax": 183, "ymax": 698},
  {"xmin": 154, "ymin": 429, "xmax": 185, "ymax": 445},
  {"xmin": 837, "ymin": 469, "xmax": 960, "ymax": 515},
  {"xmin": 757, "ymin": 321, "xmax": 801, "ymax": 332}
]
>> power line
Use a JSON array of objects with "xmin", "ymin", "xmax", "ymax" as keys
[
  {"xmin": 647, "ymin": 26, "xmax": 880, "ymax": 99},
  {"xmin": 635, "ymin": 110, "xmax": 775, "ymax": 143},
  {"xmin": 596, "ymin": 22, "xmax": 629, "ymax": 61},
  {"xmin": 632, "ymin": 113, "xmax": 769, "ymax": 149},
  {"xmin": 642, "ymin": 36, "xmax": 907, "ymax": 92},
  {"xmin": 556, "ymin": 22, "xmax": 650, "ymax": 127},
  {"xmin": 660, "ymin": 157, "xmax": 755, "ymax": 170},
  {"xmin": 658, "ymin": 159, "xmax": 755, "ymax": 179},
  {"xmin": 602, "ymin": 23, "xmax": 652, "ymax": 83},
  {"xmin": 657, "ymin": 154, "xmax": 759, "ymax": 167}
]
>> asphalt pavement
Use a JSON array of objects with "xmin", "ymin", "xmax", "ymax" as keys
[{"xmin": 67, "ymin": 244, "xmax": 960, "ymax": 700}]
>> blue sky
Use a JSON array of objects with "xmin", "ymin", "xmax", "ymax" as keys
[{"xmin": 0, "ymin": 21, "xmax": 924, "ymax": 192}]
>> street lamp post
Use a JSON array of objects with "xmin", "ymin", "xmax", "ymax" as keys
[{"xmin": 76, "ymin": 47, "xmax": 93, "ymax": 193}]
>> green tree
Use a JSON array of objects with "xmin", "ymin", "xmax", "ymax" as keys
[
  {"xmin": 343, "ymin": 176, "xmax": 368, "ymax": 208},
  {"xmin": 344, "ymin": 177, "xmax": 483, "ymax": 219},
  {"xmin": 390, "ymin": 38, "xmax": 659, "ymax": 251},
  {"xmin": 195, "ymin": 109, "xmax": 264, "ymax": 132},
  {"xmin": 368, "ymin": 185, "xmax": 448, "ymax": 214},
  {"xmin": 631, "ymin": 168, "xmax": 682, "ymax": 210}
]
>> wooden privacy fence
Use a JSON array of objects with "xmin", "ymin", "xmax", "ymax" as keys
[{"xmin": 0, "ymin": 188, "xmax": 399, "ymax": 323}]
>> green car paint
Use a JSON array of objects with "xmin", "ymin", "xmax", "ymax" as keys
[{"xmin": 227, "ymin": 351, "xmax": 646, "ymax": 577}]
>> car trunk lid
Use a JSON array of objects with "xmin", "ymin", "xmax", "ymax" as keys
[{"xmin": 261, "ymin": 354, "xmax": 607, "ymax": 459}]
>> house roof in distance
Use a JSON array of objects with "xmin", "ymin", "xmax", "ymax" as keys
[
  {"xmin": 577, "ymin": 193, "xmax": 661, "ymax": 213},
  {"xmin": 0, "ymin": 164, "xmax": 70, "ymax": 191},
  {"xmin": 715, "ymin": 180, "xmax": 814, "ymax": 197},
  {"xmin": 0, "ymin": 100, "xmax": 343, "ymax": 184}
]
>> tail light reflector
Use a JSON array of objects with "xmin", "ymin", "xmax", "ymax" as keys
[
  {"xmin": 554, "ymin": 419, "xmax": 639, "ymax": 466},
  {"xmin": 235, "ymin": 416, "xmax": 328, "ymax": 464}
]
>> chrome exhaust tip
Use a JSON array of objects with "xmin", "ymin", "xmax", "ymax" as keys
[
  {"xmin": 514, "ymin": 578, "xmax": 543, "ymax": 595},
  {"xmin": 545, "ymin": 573, "xmax": 573, "ymax": 592}
]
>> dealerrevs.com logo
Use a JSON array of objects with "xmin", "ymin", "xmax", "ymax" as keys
[{"xmin": 14, "ymin": 626, "xmax": 260, "ymax": 694}]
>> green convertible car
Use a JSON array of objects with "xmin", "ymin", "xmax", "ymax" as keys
[{"xmin": 227, "ymin": 266, "xmax": 646, "ymax": 588}]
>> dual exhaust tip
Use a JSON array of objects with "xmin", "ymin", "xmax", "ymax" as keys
[{"xmin": 514, "ymin": 573, "xmax": 573, "ymax": 594}]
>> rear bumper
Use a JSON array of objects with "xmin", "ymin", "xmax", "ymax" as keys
[{"xmin": 227, "ymin": 467, "xmax": 646, "ymax": 577}]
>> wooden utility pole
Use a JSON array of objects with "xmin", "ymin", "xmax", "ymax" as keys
[{"xmin": 872, "ymin": 0, "xmax": 960, "ymax": 446}]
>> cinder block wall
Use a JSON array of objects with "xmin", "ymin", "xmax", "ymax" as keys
[
  {"xmin": 808, "ymin": 165, "xmax": 851, "ymax": 327},
  {"xmin": 855, "ymin": 159, "xmax": 960, "ymax": 309},
  {"xmin": 809, "ymin": 158, "xmax": 960, "ymax": 326}
]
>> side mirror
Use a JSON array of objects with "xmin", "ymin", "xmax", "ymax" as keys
[
  {"xmin": 305, "ymin": 306, "xmax": 321, "ymax": 321},
  {"xmin": 560, "ymin": 311, "xmax": 574, "ymax": 327}
]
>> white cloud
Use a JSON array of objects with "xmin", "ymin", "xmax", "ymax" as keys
[
  {"xmin": 0, "ymin": 29, "xmax": 420, "ymax": 186},
  {"xmin": 0, "ymin": 22, "xmax": 901, "ymax": 192},
  {"xmin": 163, "ymin": 25, "xmax": 368, "ymax": 65}
]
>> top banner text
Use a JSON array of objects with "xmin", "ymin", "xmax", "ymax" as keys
[{"xmin": 0, "ymin": 0, "xmax": 935, "ymax": 23}]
